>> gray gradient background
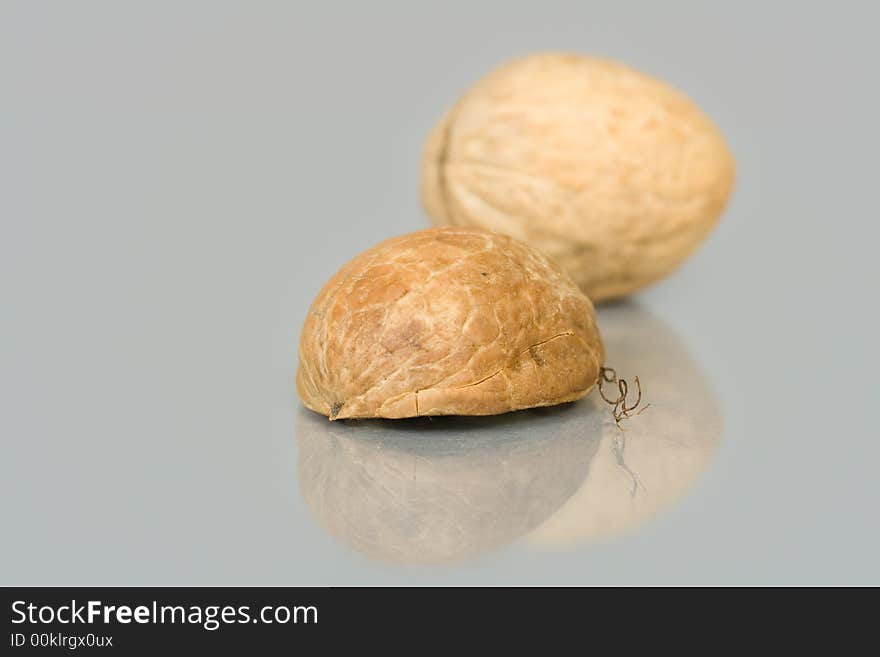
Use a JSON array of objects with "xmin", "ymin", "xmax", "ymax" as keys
[{"xmin": 1, "ymin": 1, "xmax": 877, "ymax": 584}]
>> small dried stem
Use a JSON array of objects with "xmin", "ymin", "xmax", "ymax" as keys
[{"xmin": 598, "ymin": 366, "xmax": 648, "ymax": 426}]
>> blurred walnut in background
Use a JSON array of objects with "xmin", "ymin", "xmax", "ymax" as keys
[{"xmin": 421, "ymin": 53, "xmax": 735, "ymax": 302}]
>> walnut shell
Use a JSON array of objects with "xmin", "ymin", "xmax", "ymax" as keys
[
  {"xmin": 420, "ymin": 52, "xmax": 735, "ymax": 302},
  {"xmin": 297, "ymin": 226, "xmax": 603, "ymax": 419}
]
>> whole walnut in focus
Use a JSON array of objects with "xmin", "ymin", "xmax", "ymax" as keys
[{"xmin": 420, "ymin": 52, "xmax": 735, "ymax": 302}]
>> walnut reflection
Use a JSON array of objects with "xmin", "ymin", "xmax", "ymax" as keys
[
  {"xmin": 527, "ymin": 301, "xmax": 722, "ymax": 547},
  {"xmin": 295, "ymin": 403, "xmax": 600, "ymax": 565},
  {"xmin": 295, "ymin": 302, "xmax": 722, "ymax": 564}
]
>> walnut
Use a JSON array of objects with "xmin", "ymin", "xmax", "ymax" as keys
[
  {"xmin": 297, "ymin": 226, "xmax": 603, "ymax": 419},
  {"xmin": 421, "ymin": 53, "xmax": 735, "ymax": 302}
]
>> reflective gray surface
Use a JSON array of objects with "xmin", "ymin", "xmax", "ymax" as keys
[
  {"xmin": 296, "ymin": 304, "xmax": 720, "ymax": 566},
  {"xmin": 2, "ymin": 2, "xmax": 877, "ymax": 584}
]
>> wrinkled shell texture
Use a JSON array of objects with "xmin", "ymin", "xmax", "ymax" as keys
[
  {"xmin": 297, "ymin": 227, "xmax": 603, "ymax": 419},
  {"xmin": 421, "ymin": 53, "xmax": 735, "ymax": 302}
]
